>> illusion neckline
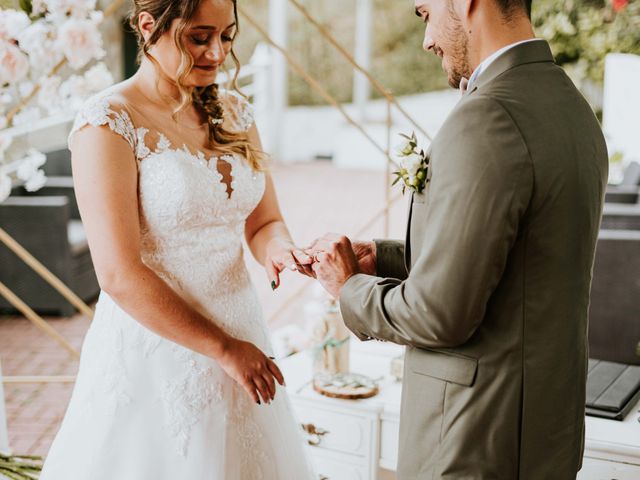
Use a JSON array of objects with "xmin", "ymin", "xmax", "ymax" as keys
[{"xmin": 144, "ymin": 143, "xmax": 240, "ymax": 201}]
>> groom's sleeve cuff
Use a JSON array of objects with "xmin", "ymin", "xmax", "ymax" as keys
[{"xmin": 339, "ymin": 273, "xmax": 378, "ymax": 342}]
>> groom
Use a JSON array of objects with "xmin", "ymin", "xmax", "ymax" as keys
[{"xmin": 305, "ymin": 0, "xmax": 608, "ymax": 478}]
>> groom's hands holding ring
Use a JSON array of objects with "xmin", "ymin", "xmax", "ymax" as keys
[{"xmin": 305, "ymin": 234, "xmax": 375, "ymax": 298}]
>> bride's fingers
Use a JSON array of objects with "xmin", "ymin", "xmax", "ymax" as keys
[
  {"xmin": 292, "ymin": 249, "xmax": 313, "ymax": 265},
  {"xmin": 278, "ymin": 252, "xmax": 298, "ymax": 272},
  {"xmin": 267, "ymin": 359, "xmax": 285, "ymax": 386},
  {"xmin": 253, "ymin": 376, "xmax": 271, "ymax": 404},
  {"xmin": 266, "ymin": 261, "xmax": 280, "ymax": 290},
  {"xmin": 262, "ymin": 370, "xmax": 276, "ymax": 400},
  {"xmin": 241, "ymin": 380, "xmax": 260, "ymax": 405}
]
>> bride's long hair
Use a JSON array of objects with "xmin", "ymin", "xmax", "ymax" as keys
[{"xmin": 129, "ymin": 0, "xmax": 265, "ymax": 170}]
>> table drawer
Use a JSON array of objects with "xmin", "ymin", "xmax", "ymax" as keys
[
  {"xmin": 293, "ymin": 402, "xmax": 373, "ymax": 457},
  {"xmin": 380, "ymin": 416, "xmax": 400, "ymax": 470},
  {"xmin": 308, "ymin": 449, "xmax": 369, "ymax": 480}
]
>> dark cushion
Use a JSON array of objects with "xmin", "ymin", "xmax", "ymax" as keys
[
  {"xmin": 586, "ymin": 359, "xmax": 640, "ymax": 420},
  {"xmin": 589, "ymin": 230, "xmax": 640, "ymax": 365}
]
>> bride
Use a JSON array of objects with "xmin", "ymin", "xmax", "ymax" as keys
[{"xmin": 40, "ymin": 0, "xmax": 316, "ymax": 478}]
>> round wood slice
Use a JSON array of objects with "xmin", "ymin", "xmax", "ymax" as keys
[{"xmin": 312, "ymin": 372, "xmax": 379, "ymax": 400}]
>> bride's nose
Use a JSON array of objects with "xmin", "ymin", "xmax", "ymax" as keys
[{"xmin": 204, "ymin": 39, "xmax": 224, "ymax": 64}]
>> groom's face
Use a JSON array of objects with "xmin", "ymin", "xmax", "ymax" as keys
[{"xmin": 415, "ymin": 0, "xmax": 472, "ymax": 89}]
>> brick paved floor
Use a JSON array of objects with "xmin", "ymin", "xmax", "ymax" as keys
[{"xmin": 0, "ymin": 162, "xmax": 408, "ymax": 458}]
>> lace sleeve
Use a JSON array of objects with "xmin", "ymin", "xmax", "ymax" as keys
[
  {"xmin": 68, "ymin": 93, "xmax": 149, "ymax": 160},
  {"xmin": 222, "ymin": 89, "xmax": 255, "ymax": 132}
]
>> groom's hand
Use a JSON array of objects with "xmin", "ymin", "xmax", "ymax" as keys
[
  {"xmin": 352, "ymin": 240, "xmax": 376, "ymax": 276},
  {"xmin": 307, "ymin": 234, "xmax": 361, "ymax": 298},
  {"xmin": 301, "ymin": 239, "xmax": 376, "ymax": 278}
]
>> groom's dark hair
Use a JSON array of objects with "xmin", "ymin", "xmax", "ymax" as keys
[{"xmin": 494, "ymin": 0, "xmax": 533, "ymax": 20}]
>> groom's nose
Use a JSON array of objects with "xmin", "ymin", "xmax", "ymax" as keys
[
  {"xmin": 423, "ymin": 31, "xmax": 435, "ymax": 52},
  {"xmin": 422, "ymin": 25, "xmax": 436, "ymax": 52}
]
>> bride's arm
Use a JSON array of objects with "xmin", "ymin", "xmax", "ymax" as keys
[
  {"xmin": 71, "ymin": 125, "xmax": 283, "ymax": 404},
  {"xmin": 244, "ymin": 125, "xmax": 312, "ymax": 290}
]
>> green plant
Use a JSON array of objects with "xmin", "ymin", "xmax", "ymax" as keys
[{"xmin": 533, "ymin": 0, "xmax": 640, "ymax": 87}]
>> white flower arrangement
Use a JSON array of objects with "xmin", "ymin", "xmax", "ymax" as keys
[
  {"xmin": 0, "ymin": 0, "xmax": 114, "ymax": 203},
  {"xmin": 392, "ymin": 132, "xmax": 430, "ymax": 194}
]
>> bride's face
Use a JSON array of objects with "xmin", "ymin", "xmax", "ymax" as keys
[{"xmin": 141, "ymin": 0, "xmax": 237, "ymax": 87}]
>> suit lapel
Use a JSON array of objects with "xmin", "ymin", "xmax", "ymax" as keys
[{"xmin": 404, "ymin": 193, "xmax": 414, "ymax": 270}]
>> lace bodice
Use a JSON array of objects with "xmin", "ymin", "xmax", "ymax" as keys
[{"xmin": 69, "ymin": 88, "xmax": 266, "ymax": 321}]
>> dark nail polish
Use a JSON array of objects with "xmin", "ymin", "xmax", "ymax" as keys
[{"xmin": 271, "ymin": 281, "xmax": 276, "ymax": 290}]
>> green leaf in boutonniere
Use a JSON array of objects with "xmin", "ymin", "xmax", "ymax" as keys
[{"xmin": 392, "ymin": 132, "xmax": 430, "ymax": 195}]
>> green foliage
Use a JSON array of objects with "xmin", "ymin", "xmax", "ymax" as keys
[
  {"xmin": 533, "ymin": 0, "xmax": 640, "ymax": 86},
  {"xmin": 18, "ymin": 0, "xmax": 31, "ymax": 15}
]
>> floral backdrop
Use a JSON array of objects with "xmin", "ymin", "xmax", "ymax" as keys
[
  {"xmin": 533, "ymin": 0, "xmax": 640, "ymax": 91},
  {"xmin": 0, "ymin": 0, "xmax": 114, "ymax": 202}
]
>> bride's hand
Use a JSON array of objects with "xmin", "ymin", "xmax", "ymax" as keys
[
  {"xmin": 217, "ymin": 336, "xmax": 285, "ymax": 405},
  {"xmin": 265, "ymin": 238, "xmax": 313, "ymax": 290}
]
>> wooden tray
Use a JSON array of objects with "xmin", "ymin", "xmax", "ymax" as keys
[{"xmin": 312, "ymin": 372, "xmax": 379, "ymax": 400}]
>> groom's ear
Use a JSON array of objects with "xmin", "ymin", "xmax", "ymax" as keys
[{"xmin": 462, "ymin": 0, "xmax": 479, "ymax": 25}]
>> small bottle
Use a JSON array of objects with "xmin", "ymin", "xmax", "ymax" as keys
[{"xmin": 312, "ymin": 299, "xmax": 350, "ymax": 375}]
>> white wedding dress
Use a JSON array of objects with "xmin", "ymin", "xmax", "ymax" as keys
[{"xmin": 40, "ymin": 87, "xmax": 316, "ymax": 480}]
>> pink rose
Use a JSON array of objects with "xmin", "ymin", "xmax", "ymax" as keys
[
  {"xmin": 0, "ymin": 41, "xmax": 29, "ymax": 84},
  {"xmin": 56, "ymin": 18, "xmax": 105, "ymax": 69}
]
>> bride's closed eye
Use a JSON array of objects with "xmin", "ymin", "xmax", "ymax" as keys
[
  {"xmin": 190, "ymin": 34, "xmax": 210, "ymax": 45},
  {"xmin": 189, "ymin": 32, "xmax": 235, "ymax": 46}
]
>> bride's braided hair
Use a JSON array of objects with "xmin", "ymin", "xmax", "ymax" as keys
[{"xmin": 129, "ymin": 0, "xmax": 264, "ymax": 170}]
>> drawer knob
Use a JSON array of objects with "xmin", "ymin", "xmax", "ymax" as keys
[{"xmin": 301, "ymin": 423, "xmax": 329, "ymax": 446}]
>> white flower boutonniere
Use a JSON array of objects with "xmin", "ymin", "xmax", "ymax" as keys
[{"xmin": 392, "ymin": 132, "xmax": 430, "ymax": 194}]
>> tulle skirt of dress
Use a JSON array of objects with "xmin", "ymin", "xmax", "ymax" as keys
[{"xmin": 40, "ymin": 291, "xmax": 315, "ymax": 480}]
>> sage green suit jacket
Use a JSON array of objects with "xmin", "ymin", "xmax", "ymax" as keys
[{"xmin": 340, "ymin": 41, "xmax": 608, "ymax": 479}]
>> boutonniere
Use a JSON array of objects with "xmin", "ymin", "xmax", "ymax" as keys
[{"xmin": 392, "ymin": 132, "xmax": 430, "ymax": 194}]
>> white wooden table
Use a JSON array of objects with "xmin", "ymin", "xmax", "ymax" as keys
[{"xmin": 281, "ymin": 339, "xmax": 640, "ymax": 480}]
